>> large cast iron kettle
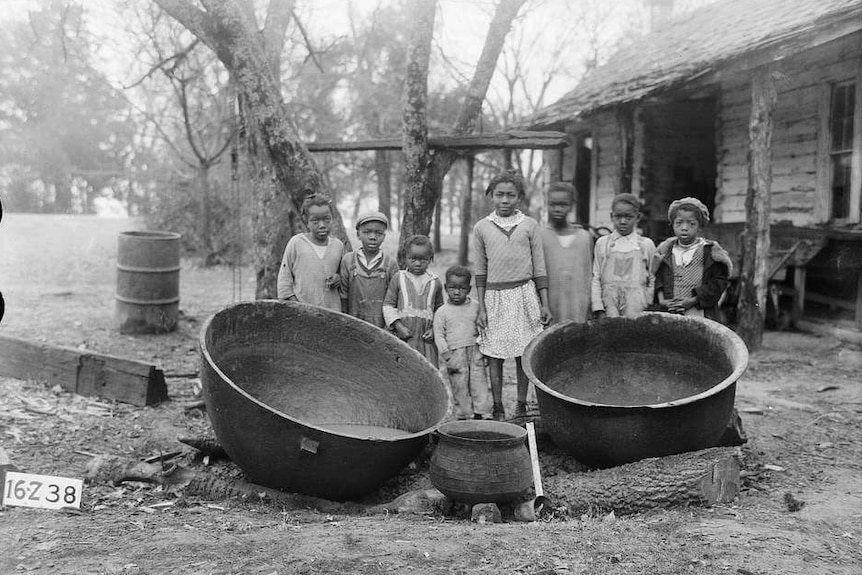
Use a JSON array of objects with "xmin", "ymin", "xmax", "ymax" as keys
[
  {"xmin": 523, "ymin": 313, "xmax": 748, "ymax": 468},
  {"xmin": 200, "ymin": 300, "xmax": 449, "ymax": 500}
]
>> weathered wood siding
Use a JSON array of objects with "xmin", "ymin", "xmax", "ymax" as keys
[{"xmin": 715, "ymin": 32, "xmax": 862, "ymax": 224}]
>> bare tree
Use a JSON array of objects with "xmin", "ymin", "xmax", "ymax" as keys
[
  {"xmin": 398, "ymin": 0, "xmax": 527, "ymax": 260},
  {"xmin": 153, "ymin": 0, "xmax": 347, "ymax": 298}
]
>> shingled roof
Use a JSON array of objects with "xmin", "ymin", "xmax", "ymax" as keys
[{"xmin": 527, "ymin": 0, "xmax": 862, "ymax": 129}]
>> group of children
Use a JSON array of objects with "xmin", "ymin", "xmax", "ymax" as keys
[{"xmin": 276, "ymin": 175, "xmax": 731, "ymax": 422}]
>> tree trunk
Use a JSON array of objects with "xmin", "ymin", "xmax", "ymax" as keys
[
  {"xmin": 375, "ymin": 150, "xmax": 392, "ymax": 222},
  {"xmin": 398, "ymin": 0, "xmax": 526, "ymax": 259},
  {"xmin": 544, "ymin": 447, "xmax": 741, "ymax": 516},
  {"xmin": 398, "ymin": 0, "xmax": 436, "ymax": 262},
  {"xmin": 433, "ymin": 193, "xmax": 442, "ymax": 252},
  {"xmin": 199, "ymin": 163, "xmax": 214, "ymax": 261},
  {"xmin": 737, "ymin": 68, "xmax": 777, "ymax": 350},
  {"xmin": 459, "ymin": 155, "xmax": 474, "ymax": 266},
  {"xmin": 53, "ymin": 177, "xmax": 72, "ymax": 214}
]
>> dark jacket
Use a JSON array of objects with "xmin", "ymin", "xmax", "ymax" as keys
[{"xmin": 651, "ymin": 238, "xmax": 733, "ymax": 322}]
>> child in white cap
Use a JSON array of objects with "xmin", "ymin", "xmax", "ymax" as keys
[
  {"xmin": 652, "ymin": 197, "xmax": 733, "ymax": 321},
  {"xmin": 339, "ymin": 211, "xmax": 399, "ymax": 328}
]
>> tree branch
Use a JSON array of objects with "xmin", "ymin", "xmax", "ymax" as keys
[
  {"xmin": 290, "ymin": 7, "xmax": 325, "ymax": 73},
  {"xmin": 452, "ymin": 0, "xmax": 526, "ymax": 136},
  {"xmin": 152, "ymin": 0, "xmax": 219, "ymax": 50}
]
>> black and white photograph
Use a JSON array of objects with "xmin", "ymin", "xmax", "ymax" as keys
[{"xmin": 0, "ymin": 0, "xmax": 860, "ymax": 573}]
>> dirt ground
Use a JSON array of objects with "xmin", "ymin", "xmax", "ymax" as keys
[{"xmin": 1, "ymin": 214, "xmax": 861, "ymax": 575}]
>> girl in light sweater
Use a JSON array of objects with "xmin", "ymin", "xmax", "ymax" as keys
[{"xmin": 473, "ymin": 170, "xmax": 552, "ymax": 420}]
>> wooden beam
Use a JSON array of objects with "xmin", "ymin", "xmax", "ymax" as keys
[
  {"xmin": 306, "ymin": 131, "xmax": 569, "ymax": 153},
  {"xmin": 0, "ymin": 334, "xmax": 168, "ymax": 407}
]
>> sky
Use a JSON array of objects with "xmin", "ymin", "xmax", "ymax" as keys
[{"xmin": 1, "ymin": 0, "xmax": 658, "ymax": 119}]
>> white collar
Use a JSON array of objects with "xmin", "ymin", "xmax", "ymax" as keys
[{"xmin": 487, "ymin": 210, "xmax": 524, "ymax": 230}]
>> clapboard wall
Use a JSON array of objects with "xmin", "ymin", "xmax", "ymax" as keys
[{"xmin": 714, "ymin": 32, "xmax": 862, "ymax": 224}]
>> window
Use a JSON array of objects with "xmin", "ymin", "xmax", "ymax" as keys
[
  {"xmin": 829, "ymin": 82, "xmax": 856, "ymax": 219},
  {"xmin": 826, "ymin": 79, "xmax": 861, "ymax": 222}
]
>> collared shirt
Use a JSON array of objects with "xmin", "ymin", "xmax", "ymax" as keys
[
  {"xmin": 356, "ymin": 247, "xmax": 383, "ymax": 269},
  {"xmin": 672, "ymin": 237, "xmax": 706, "ymax": 267}
]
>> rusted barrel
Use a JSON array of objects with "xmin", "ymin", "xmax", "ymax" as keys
[
  {"xmin": 430, "ymin": 420, "xmax": 532, "ymax": 504},
  {"xmin": 115, "ymin": 231, "xmax": 180, "ymax": 334}
]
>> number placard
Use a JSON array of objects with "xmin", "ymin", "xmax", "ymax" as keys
[{"xmin": 3, "ymin": 471, "xmax": 83, "ymax": 510}]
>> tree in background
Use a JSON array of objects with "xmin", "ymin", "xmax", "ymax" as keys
[
  {"xmin": 125, "ymin": 2, "xmax": 237, "ymax": 264},
  {"xmin": 0, "ymin": 0, "xmax": 133, "ymax": 214},
  {"xmin": 399, "ymin": 0, "xmax": 527, "ymax": 261},
  {"xmin": 153, "ymin": 0, "xmax": 354, "ymax": 298}
]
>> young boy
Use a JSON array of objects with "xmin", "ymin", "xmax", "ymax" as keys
[
  {"xmin": 277, "ymin": 194, "xmax": 344, "ymax": 311},
  {"xmin": 591, "ymin": 193, "xmax": 655, "ymax": 318},
  {"xmin": 433, "ymin": 265, "xmax": 492, "ymax": 420},
  {"xmin": 339, "ymin": 211, "xmax": 399, "ymax": 328},
  {"xmin": 540, "ymin": 182, "xmax": 593, "ymax": 324}
]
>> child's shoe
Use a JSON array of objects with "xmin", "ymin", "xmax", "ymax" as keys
[
  {"xmin": 514, "ymin": 401, "xmax": 527, "ymax": 418},
  {"xmin": 491, "ymin": 403, "xmax": 505, "ymax": 421}
]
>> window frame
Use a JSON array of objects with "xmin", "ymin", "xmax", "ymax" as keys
[{"xmin": 819, "ymin": 68, "xmax": 862, "ymax": 225}]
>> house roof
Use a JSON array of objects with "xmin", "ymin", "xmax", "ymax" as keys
[{"xmin": 527, "ymin": 0, "xmax": 862, "ymax": 129}]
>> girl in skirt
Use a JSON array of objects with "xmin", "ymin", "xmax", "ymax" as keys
[{"xmin": 473, "ymin": 170, "xmax": 552, "ymax": 420}]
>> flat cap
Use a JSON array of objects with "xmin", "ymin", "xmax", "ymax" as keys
[{"xmin": 355, "ymin": 211, "xmax": 389, "ymax": 229}]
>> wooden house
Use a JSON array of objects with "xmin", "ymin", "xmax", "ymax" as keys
[{"xmin": 527, "ymin": 0, "xmax": 862, "ymax": 328}]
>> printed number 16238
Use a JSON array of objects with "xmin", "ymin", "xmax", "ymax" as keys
[{"xmin": 2, "ymin": 471, "xmax": 83, "ymax": 510}]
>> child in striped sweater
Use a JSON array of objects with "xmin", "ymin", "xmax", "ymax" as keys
[{"xmin": 473, "ymin": 170, "xmax": 552, "ymax": 420}]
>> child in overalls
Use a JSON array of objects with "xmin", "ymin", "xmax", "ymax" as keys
[
  {"xmin": 591, "ymin": 193, "xmax": 655, "ymax": 319},
  {"xmin": 382, "ymin": 235, "xmax": 444, "ymax": 367},
  {"xmin": 339, "ymin": 211, "xmax": 399, "ymax": 328},
  {"xmin": 652, "ymin": 197, "xmax": 733, "ymax": 321}
]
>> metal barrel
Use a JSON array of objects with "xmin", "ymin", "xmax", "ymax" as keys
[{"xmin": 115, "ymin": 231, "xmax": 181, "ymax": 334}]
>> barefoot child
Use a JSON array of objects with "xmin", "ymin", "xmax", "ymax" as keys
[
  {"xmin": 652, "ymin": 197, "xmax": 732, "ymax": 321},
  {"xmin": 339, "ymin": 211, "xmax": 399, "ymax": 328},
  {"xmin": 383, "ymin": 235, "xmax": 444, "ymax": 366},
  {"xmin": 433, "ymin": 265, "xmax": 492, "ymax": 420},
  {"xmin": 473, "ymin": 170, "xmax": 552, "ymax": 420},
  {"xmin": 277, "ymin": 194, "xmax": 344, "ymax": 311},
  {"xmin": 591, "ymin": 193, "xmax": 655, "ymax": 319},
  {"xmin": 540, "ymin": 182, "xmax": 593, "ymax": 324}
]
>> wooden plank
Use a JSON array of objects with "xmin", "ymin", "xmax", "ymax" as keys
[
  {"xmin": 0, "ymin": 334, "xmax": 168, "ymax": 407},
  {"xmin": 305, "ymin": 131, "xmax": 570, "ymax": 153}
]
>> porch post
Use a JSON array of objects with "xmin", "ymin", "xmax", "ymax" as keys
[
  {"xmin": 737, "ymin": 67, "xmax": 777, "ymax": 350},
  {"xmin": 616, "ymin": 105, "xmax": 635, "ymax": 195}
]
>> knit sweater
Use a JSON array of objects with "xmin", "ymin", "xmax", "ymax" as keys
[
  {"xmin": 433, "ymin": 299, "xmax": 481, "ymax": 357},
  {"xmin": 276, "ymin": 234, "xmax": 344, "ymax": 310},
  {"xmin": 472, "ymin": 215, "xmax": 548, "ymax": 290}
]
